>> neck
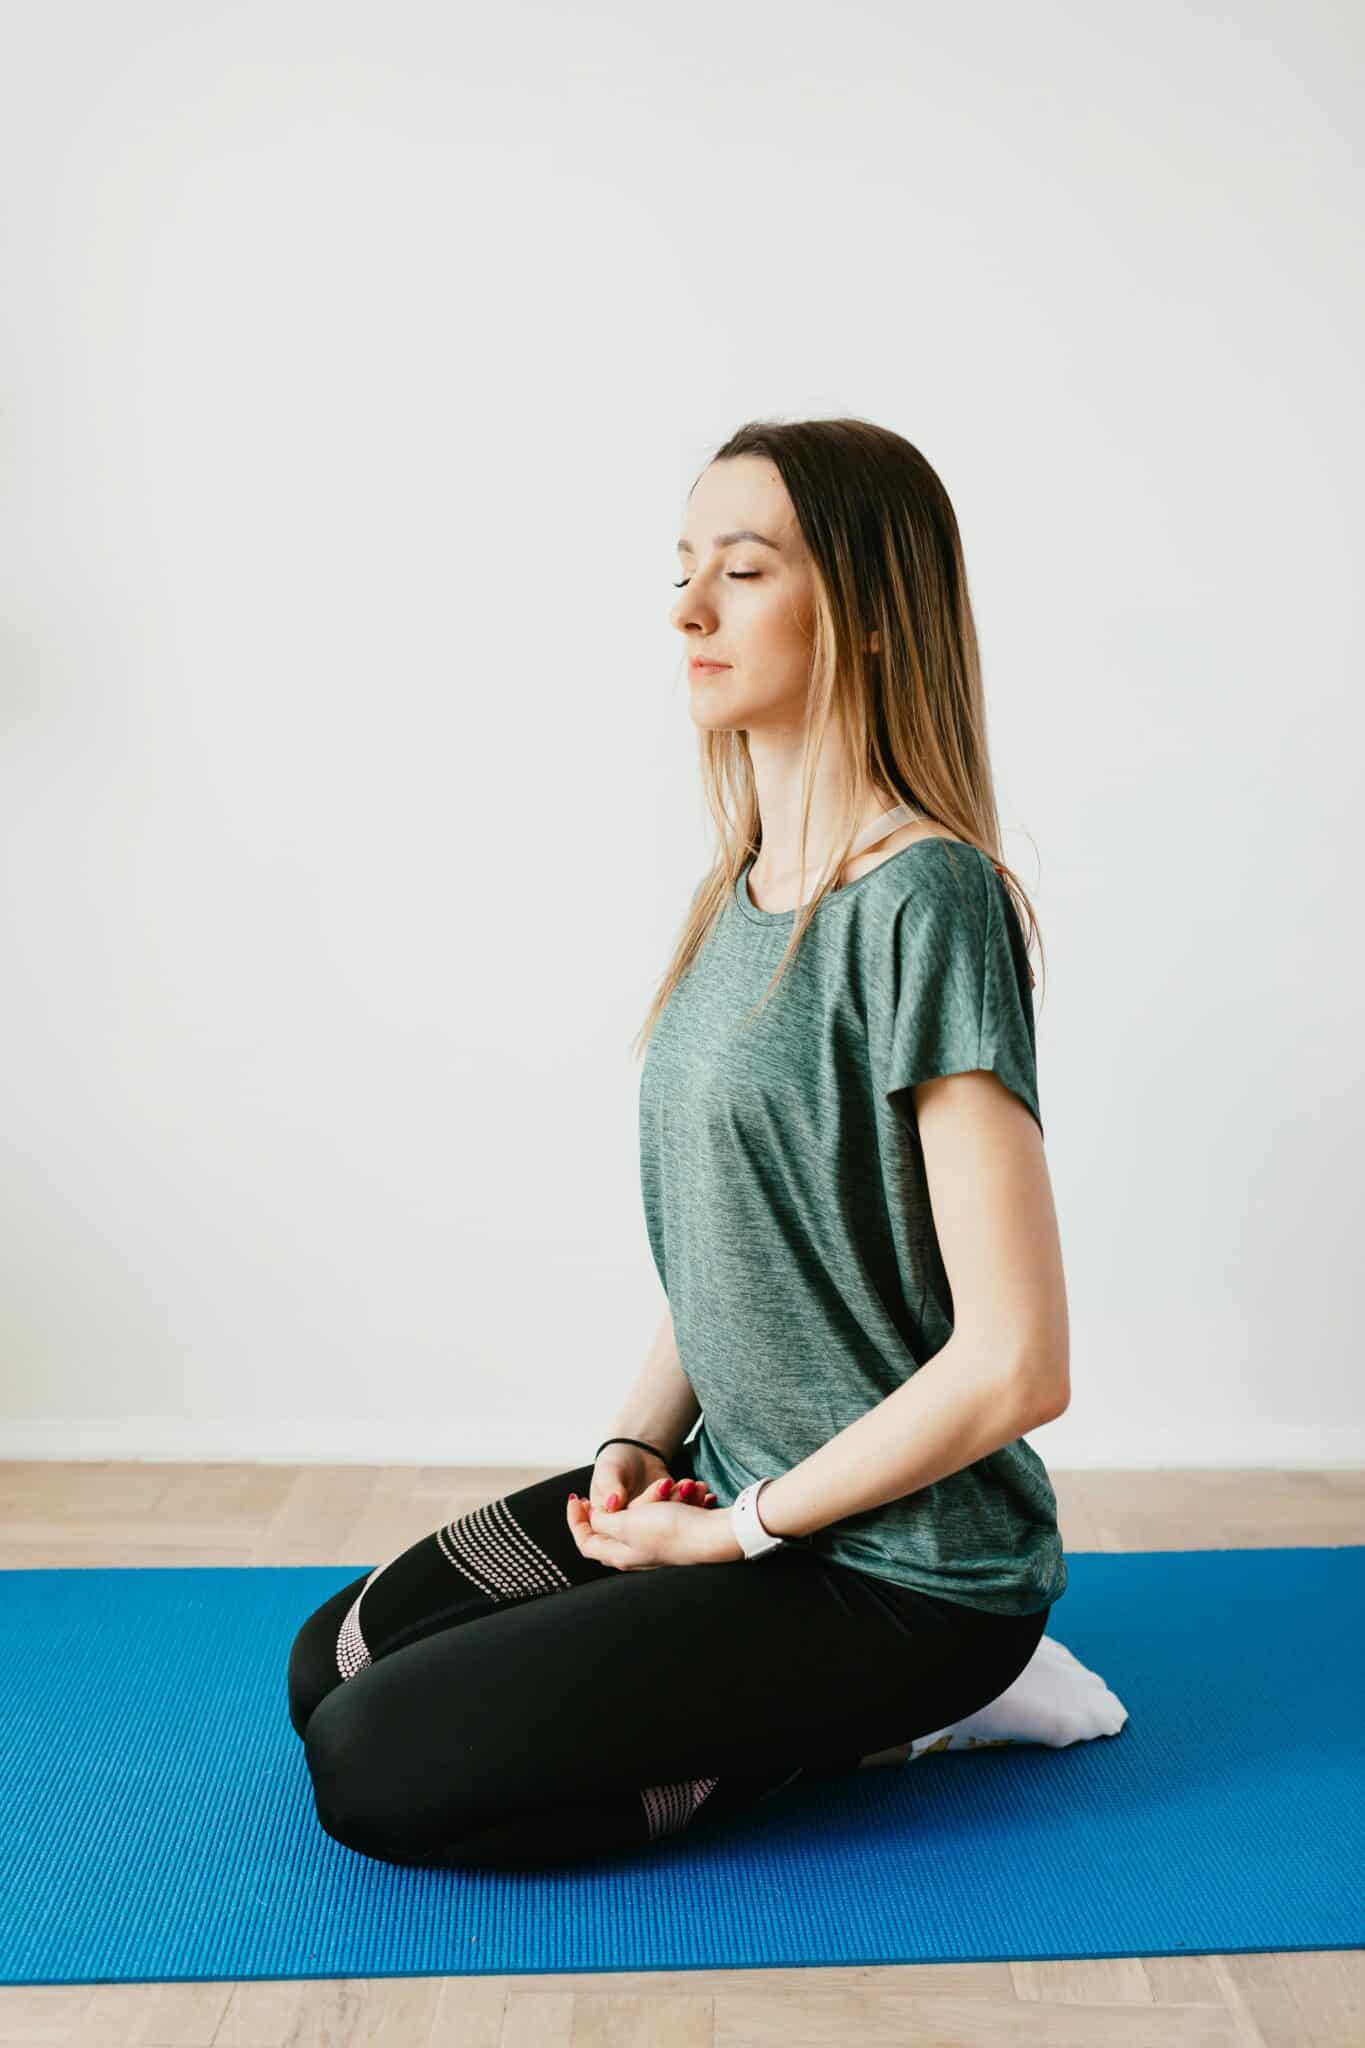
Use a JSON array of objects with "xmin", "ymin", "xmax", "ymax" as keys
[{"xmin": 752, "ymin": 734, "xmax": 886, "ymax": 852}]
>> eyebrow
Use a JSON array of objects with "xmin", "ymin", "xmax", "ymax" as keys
[{"xmin": 675, "ymin": 529, "xmax": 783, "ymax": 557}]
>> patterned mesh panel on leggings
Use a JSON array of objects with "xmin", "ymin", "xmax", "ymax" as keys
[
  {"xmin": 639, "ymin": 1776, "xmax": 719, "ymax": 1840},
  {"xmin": 638, "ymin": 1763, "xmax": 805, "ymax": 1841},
  {"xmin": 335, "ymin": 1492, "xmax": 575, "ymax": 1681}
]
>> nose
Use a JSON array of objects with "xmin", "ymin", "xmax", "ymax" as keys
[{"xmin": 670, "ymin": 585, "xmax": 716, "ymax": 636}]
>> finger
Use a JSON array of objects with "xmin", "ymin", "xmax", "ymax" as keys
[
  {"xmin": 578, "ymin": 1503, "xmax": 641, "ymax": 1570},
  {"xmin": 673, "ymin": 1479, "xmax": 716, "ymax": 1507},
  {"xmin": 569, "ymin": 1498, "xmax": 631, "ymax": 1566},
  {"xmin": 586, "ymin": 1500, "xmax": 640, "ymax": 1540},
  {"xmin": 573, "ymin": 1527, "xmax": 627, "ymax": 1569}
]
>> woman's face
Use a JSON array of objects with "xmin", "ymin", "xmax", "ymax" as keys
[{"xmin": 670, "ymin": 456, "xmax": 817, "ymax": 735}]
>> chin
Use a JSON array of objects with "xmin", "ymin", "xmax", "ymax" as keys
[{"xmin": 688, "ymin": 681, "xmax": 751, "ymax": 734}]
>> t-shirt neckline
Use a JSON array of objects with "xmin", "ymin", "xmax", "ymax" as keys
[{"xmin": 733, "ymin": 836, "xmax": 978, "ymax": 926}]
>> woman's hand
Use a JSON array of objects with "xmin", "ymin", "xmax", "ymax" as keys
[
  {"xmin": 567, "ymin": 1473, "xmax": 742, "ymax": 1570},
  {"xmin": 589, "ymin": 1443, "xmax": 717, "ymax": 1514}
]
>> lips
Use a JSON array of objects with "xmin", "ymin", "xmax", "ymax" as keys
[{"xmin": 689, "ymin": 659, "xmax": 730, "ymax": 672}]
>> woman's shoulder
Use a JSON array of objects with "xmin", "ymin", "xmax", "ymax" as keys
[
  {"xmin": 846, "ymin": 825, "xmax": 990, "ymax": 901},
  {"xmin": 847, "ymin": 822, "xmax": 970, "ymax": 878}
]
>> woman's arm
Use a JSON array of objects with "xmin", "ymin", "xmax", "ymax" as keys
[
  {"xmin": 752, "ymin": 1067, "xmax": 1069, "ymax": 1544},
  {"xmin": 601, "ymin": 1305, "xmax": 701, "ymax": 1464}
]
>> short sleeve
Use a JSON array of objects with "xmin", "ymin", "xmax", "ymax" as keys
[{"xmin": 878, "ymin": 846, "xmax": 1043, "ymax": 1138}]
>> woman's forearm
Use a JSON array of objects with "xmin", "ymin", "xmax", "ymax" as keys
[
  {"xmin": 603, "ymin": 1306, "xmax": 701, "ymax": 1462},
  {"xmin": 753, "ymin": 1329, "xmax": 1066, "ymax": 1543}
]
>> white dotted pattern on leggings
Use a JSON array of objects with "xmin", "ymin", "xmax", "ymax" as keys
[
  {"xmin": 436, "ymin": 1497, "xmax": 574, "ymax": 1604},
  {"xmin": 640, "ymin": 1775, "xmax": 720, "ymax": 1839},
  {"xmin": 334, "ymin": 1497, "xmax": 574, "ymax": 1681},
  {"xmin": 335, "ymin": 1552, "xmax": 404, "ymax": 1681}
]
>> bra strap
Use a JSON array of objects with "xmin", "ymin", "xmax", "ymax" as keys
[{"xmin": 845, "ymin": 801, "xmax": 921, "ymax": 860}]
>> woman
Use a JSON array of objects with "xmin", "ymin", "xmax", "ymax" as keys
[{"xmin": 288, "ymin": 417, "xmax": 1070, "ymax": 1871}]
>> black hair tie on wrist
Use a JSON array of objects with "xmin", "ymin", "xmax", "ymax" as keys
[{"xmin": 594, "ymin": 1435, "xmax": 669, "ymax": 1464}]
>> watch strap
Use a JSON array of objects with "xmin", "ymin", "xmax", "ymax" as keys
[{"xmin": 730, "ymin": 1478, "xmax": 787, "ymax": 1559}]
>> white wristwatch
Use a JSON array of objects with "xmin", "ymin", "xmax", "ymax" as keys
[{"xmin": 730, "ymin": 1478, "xmax": 788, "ymax": 1560}]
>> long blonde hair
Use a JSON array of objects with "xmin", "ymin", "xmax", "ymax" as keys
[{"xmin": 633, "ymin": 416, "xmax": 1045, "ymax": 1056}]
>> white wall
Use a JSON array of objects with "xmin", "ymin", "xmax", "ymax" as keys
[{"xmin": 2, "ymin": 0, "xmax": 1360, "ymax": 1470}]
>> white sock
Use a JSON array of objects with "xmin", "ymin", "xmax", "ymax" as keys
[{"xmin": 859, "ymin": 1634, "xmax": 1128, "ymax": 1768}]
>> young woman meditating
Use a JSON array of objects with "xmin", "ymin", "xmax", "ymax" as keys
[{"xmin": 287, "ymin": 417, "xmax": 1069, "ymax": 1870}]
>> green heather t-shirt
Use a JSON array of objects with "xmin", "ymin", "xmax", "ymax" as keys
[{"xmin": 638, "ymin": 837, "xmax": 1067, "ymax": 1618}]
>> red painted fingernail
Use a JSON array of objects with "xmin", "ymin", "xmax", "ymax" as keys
[
  {"xmin": 605, "ymin": 1493, "xmax": 620, "ymax": 1511},
  {"xmin": 659, "ymin": 1477, "xmax": 674, "ymax": 1496}
]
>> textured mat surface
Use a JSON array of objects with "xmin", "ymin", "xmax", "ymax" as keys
[{"xmin": 3, "ymin": 1546, "xmax": 1361, "ymax": 1984}]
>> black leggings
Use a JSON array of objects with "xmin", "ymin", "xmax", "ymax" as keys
[{"xmin": 287, "ymin": 1438, "xmax": 1050, "ymax": 1871}]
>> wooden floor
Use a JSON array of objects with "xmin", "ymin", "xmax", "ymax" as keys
[{"xmin": 2, "ymin": 1461, "xmax": 1362, "ymax": 2048}]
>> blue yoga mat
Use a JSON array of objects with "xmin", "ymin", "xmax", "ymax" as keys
[{"xmin": 3, "ymin": 1546, "xmax": 1361, "ymax": 1984}]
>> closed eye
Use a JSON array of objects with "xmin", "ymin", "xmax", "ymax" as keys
[{"xmin": 672, "ymin": 572, "xmax": 761, "ymax": 588}]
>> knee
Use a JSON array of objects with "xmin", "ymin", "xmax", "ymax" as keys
[
  {"xmin": 286, "ymin": 1621, "xmax": 331, "ymax": 1739},
  {"xmin": 301, "ymin": 1684, "xmax": 471, "ymax": 1866},
  {"xmin": 302, "ymin": 1687, "xmax": 384, "ymax": 1857},
  {"xmin": 287, "ymin": 1601, "xmax": 352, "ymax": 1739},
  {"xmin": 286, "ymin": 1572, "xmax": 371, "ymax": 1739}
]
